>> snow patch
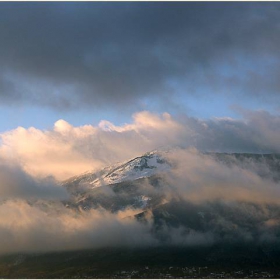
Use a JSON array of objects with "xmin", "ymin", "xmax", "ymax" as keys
[{"xmin": 89, "ymin": 152, "xmax": 171, "ymax": 188}]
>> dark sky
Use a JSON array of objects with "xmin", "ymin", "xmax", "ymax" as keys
[{"xmin": 1, "ymin": 2, "xmax": 280, "ymax": 114}]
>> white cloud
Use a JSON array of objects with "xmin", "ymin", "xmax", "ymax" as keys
[
  {"xmin": 0, "ymin": 111, "xmax": 191, "ymax": 180},
  {"xmin": 0, "ymin": 110, "xmax": 279, "ymax": 180}
]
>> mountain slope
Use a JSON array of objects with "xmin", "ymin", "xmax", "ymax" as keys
[
  {"xmin": 63, "ymin": 150, "xmax": 171, "ymax": 191},
  {"xmin": 62, "ymin": 150, "xmax": 171, "ymax": 212}
]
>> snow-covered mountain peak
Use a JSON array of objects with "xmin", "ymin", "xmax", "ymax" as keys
[
  {"xmin": 64, "ymin": 150, "xmax": 171, "ymax": 190},
  {"xmin": 89, "ymin": 151, "xmax": 171, "ymax": 188}
]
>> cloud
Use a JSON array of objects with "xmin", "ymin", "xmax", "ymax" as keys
[
  {"xmin": 130, "ymin": 149, "xmax": 280, "ymax": 246},
  {"xmin": 0, "ymin": 200, "xmax": 156, "ymax": 255},
  {"xmin": 0, "ymin": 110, "xmax": 279, "ymax": 180},
  {"xmin": 0, "ymin": 2, "xmax": 280, "ymax": 111},
  {"xmin": 0, "ymin": 159, "xmax": 67, "ymax": 200},
  {"xmin": 0, "ymin": 111, "xmax": 190, "ymax": 180},
  {"xmin": 162, "ymin": 149, "xmax": 280, "ymax": 204}
]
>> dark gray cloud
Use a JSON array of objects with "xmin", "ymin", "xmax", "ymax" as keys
[
  {"xmin": 178, "ymin": 110, "xmax": 280, "ymax": 153},
  {"xmin": 0, "ymin": 160, "xmax": 68, "ymax": 200},
  {"xmin": 1, "ymin": 2, "xmax": 280, "ymax": 110}
]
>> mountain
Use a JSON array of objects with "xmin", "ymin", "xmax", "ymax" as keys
[
  {"xmin": 64, "ymin": 150, "xmax": 171, "ymax": 190},
  {"xmin": 64, "ymin": 150, "xmax": 280, "ymax": 192},
  {"xmin": 60, "ymin": 150, "xmax": 280, "ymax": 236},
  {"xmin": 62, "ymin": 150, "xmax": 171, "ymax": 212}
]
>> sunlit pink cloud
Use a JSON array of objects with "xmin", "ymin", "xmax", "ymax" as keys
[{"xmin": 0, "ymin": 110, "xmax": 279, "ymax": 180}]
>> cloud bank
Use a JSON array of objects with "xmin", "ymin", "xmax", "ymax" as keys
[
  {"xmin": 0, "ymin": 110, "xmax": 279, "ymax": 180},
  {"xmin": 163, "ymin": 149, "xmax": 280, "ymax": 204},
  {"xmin": 0, "ymin": 200, "xmax": 155, "ymax": 255}
]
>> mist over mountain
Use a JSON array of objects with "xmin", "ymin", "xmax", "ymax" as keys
[
  {"xmin": 0, "ymin": 148, "xmax": 279, "ymax": 255},
  {"xmin": 0, "ymin": 148, "xmax": 279, "ymax": 277}
]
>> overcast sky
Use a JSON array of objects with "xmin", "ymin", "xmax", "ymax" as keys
[{"xmin": 1, "ymin": 2, "xmax": 280, "ymax": 129}]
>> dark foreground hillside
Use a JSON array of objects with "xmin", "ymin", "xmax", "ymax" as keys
[{"xmin": 1, "ymin": 245, "xmax": 280, "ymax": 278}]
